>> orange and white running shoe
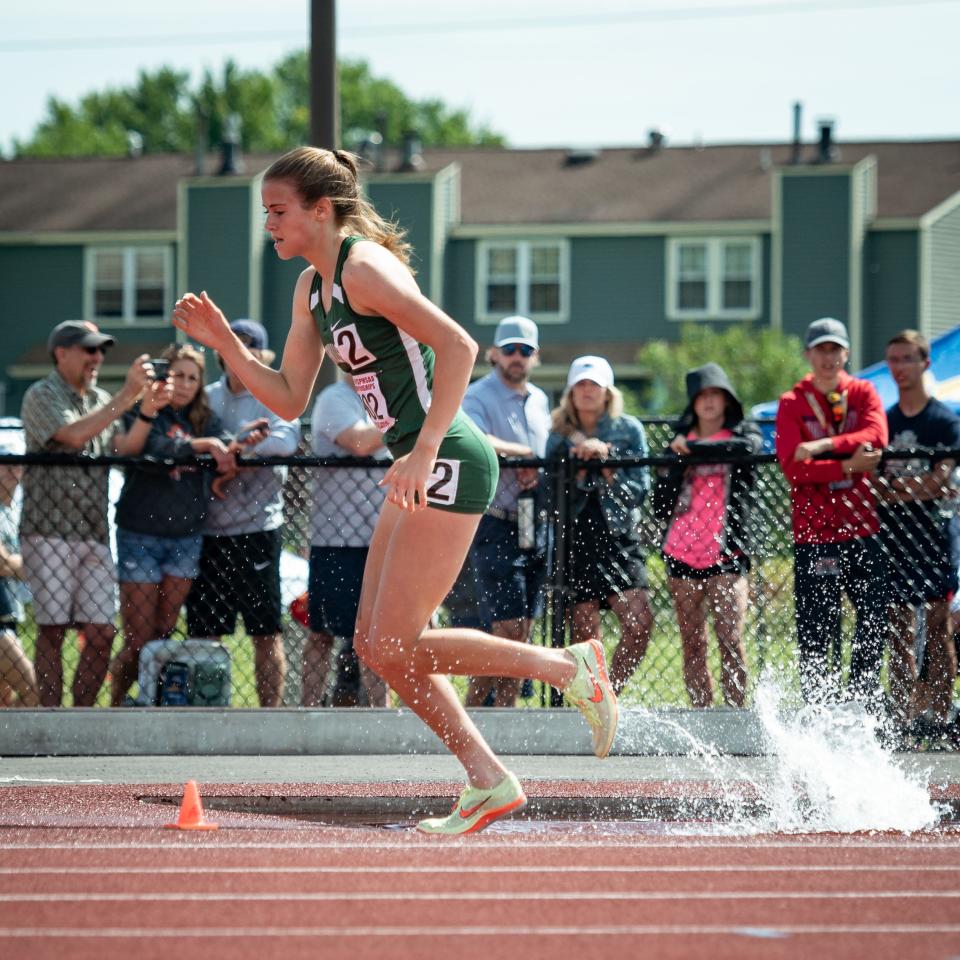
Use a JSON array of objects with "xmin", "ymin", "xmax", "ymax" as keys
[
  {"xmin": 565, "ymin": 639, "xmax": 619, "ymax": 758},
  {"xmin": 416, "ymin": 771, "xmax": 527, "ymax": 836}
]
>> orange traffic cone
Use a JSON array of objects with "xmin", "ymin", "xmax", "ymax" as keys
[{"xmin": 164, "ymin": 780, "xmax": 218, "ymax": 831}]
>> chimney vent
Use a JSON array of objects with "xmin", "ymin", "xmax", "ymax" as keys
[
  {"xmin": 398, "ymin": 130, "xmax": 424, "ymax": 172},
  {"xmin": 791, "ymin": 101, "xmax": 802, "ymax": 165},
  {"xmin": 815, "ymin": 117, "xmax": 838, "ymax": 164}
]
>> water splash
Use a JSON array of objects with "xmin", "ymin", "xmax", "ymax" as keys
[
  {"xmin": 749, "ymin": 677, "xmax": 939, "ymax": 833},
  {"xmin": 619, "ymin": 673, "xmax": 942, "ymax": 834}
]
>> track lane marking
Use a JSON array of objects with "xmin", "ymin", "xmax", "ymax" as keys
[
  {"xmin": 2, "ymin": 839, "xmax": 959, "ymax": 850},
  {"xmin": 4, "ymin": 923, "xmax": 960, "ymax": 937},
  {"xmin": 3, "ymin": 889, "xmax": 959, "ymax": 901},
  {"xmin": 3, "ymin": 863, "xmax": 959, "ymax": 874}
]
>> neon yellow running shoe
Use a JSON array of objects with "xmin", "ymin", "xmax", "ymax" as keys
[
  {"xmin": 565, "ymin": 638, "xmax": 619, "ymax": 758},
  {"xmin": 417, "ymin": 772, "xmax": 527, "ymax": 836}
]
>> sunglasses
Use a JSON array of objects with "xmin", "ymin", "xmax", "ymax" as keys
[
  {"xmin": 82, "ymin": 345, "xmax": 107, "ymax": 356},
  {"xmin": 500, "ymin": 343, "xmax": 535, "ymax": 358}
]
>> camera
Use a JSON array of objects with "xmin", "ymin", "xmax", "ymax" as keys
[{"xmin": 147, "ymin": 358, "xmax": 170, "ymax": 381}]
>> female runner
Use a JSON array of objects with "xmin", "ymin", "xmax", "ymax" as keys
[{"xmin": 172, "ymin": 146, "xmax": 617, "ymax": 834}]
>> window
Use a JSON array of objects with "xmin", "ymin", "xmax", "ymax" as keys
[
  {"xmin": 87, "ymin": 246, "xmax": 172, "ymax": 324},
  {"xmin": 477, "ymin": 239, "xmax": 568, "ymax": 323},
  {"xmin": 667, "ymin": 237, "xmax": 761, "ymax": 320}
]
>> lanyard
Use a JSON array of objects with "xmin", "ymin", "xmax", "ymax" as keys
[{"xmin": 804, "ymin": 389, "xmax": 848, "ymax": 437}]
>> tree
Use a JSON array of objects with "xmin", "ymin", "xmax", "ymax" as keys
[
  {"xmin": 13, "ymin": 55, "xmax": 504, "ymax": 157},
  {"xmin": 634, "ymin": 323, "xmax": 809, "ymax": 417}
]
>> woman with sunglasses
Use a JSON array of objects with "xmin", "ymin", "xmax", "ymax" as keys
[{"xmin": 172, "ymin": 146, "xmax": 617, "ymax": 835}]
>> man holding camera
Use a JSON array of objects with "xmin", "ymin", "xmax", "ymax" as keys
[
  {"xmin": 20, "ymin": 320, "xmax": 153, "ymax": 705},
  {"xmin": 186, "ymin": 319, "xmax": 301, "ymax": 707}
]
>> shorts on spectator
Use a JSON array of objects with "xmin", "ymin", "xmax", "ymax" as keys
[
  {"xmin": 21, "ymin": 535, "xmax": 117, "ymax": 625},
  {"xmin": 471, "ymin": 514, "xmax": 546, "ymax": 623},
  {"xmin": 186, "ymin": 530, "xmax": 283, "ymax": 637},
  {"xmin": 663, "ymin": 552, "xmax": 751, "ymax": 581},
  {"xmin": 308, "ymin": 546, "xmax": 368, "ymax": 637},
  {"xmin": 116, "ymin": 529, "xmax": 203, "ymax": 583}
]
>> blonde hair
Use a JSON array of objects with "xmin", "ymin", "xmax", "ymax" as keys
[
  {"xmin": 162, "ymin": 343, "xmax": 212, "ymax": 437},
  {"xmin": 264, "ymin": 146, "xmax": 413, "ymax": 267},
  {"xmin": 550, "ymin": 383, "xmax": 624, "ymax": 438}
]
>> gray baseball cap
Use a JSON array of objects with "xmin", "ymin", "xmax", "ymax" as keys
[
  {"xmin": 494, "ymin": 315, "xmax": 539, "ymax": 349},
  {"xmin": 805, "ymin": 317, "xmax": 850, "ymax": 350},
  {"xmin": 48, "ymin": 320, "xmax": 115, "ymax": 354}
]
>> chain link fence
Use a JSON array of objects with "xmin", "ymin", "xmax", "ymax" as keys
[{"xmin": 1, "ymin": 421, "xmax": 958, "ymax": 748}]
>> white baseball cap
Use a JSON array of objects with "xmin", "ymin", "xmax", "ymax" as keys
[{"xmin": 567, "ymin": 355, "xmax": 614, "ymax": 389}]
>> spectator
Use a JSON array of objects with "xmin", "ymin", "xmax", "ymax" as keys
[
  {"xmin": 186, "ymin": 320, "xmax": 301, "ymax": 707},
  {"xmin": 546, "ymin": 356, "xmax": 654, "ymax": 693},
  {"xmin": 108, "ymin": 344, "xmax": 255, "ymax": 706},
  {"xmin": 302, "ymin": 377, "xmax": 390, "ymax": 707},
  {"xmin": 775, "ymin": 318, "xmax": 887, "ymax": 708},
  {"xmin": 654, "ymin": 363, "xmax": 762, "ymax": 707},
  {"xmin": 461, "ymin": 316, "xmax": 551, "ymax": 706},
  {"xmin": 20, "ymin": 320, "xmax": 153, "ymax": 705},
  {"xmin": 878, "ymin": 330, "xmax": 960, "ymax": 730},
  {"xmin": 0, "ymin": 421, "xmax": 38, "ymax": 706}
]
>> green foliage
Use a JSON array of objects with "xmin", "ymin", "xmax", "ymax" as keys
[
  {"xmin": 635, "ymin": 323, "xmax": 809, "ymax": 417},
  {"xmin": 13, "ymin": 55, "xmax": 504, "ymax": 158}
]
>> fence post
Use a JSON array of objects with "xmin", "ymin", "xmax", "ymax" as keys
[{"xmin": 548, "ymin": 453, "xmax": 574, "ymax": 707}]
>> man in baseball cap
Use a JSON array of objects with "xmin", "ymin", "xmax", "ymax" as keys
[
  {"xmin": 22, "ymin": 320, "xmax": 154, "ymax": 705},
  {"xmin": 188, "ymin": 317, "xmax": 299, "ymax": 706},
  {"xmin": 453, "ymin": 315, "xmax": 550, "ymax": 707},
  {"xmin": 776, "ymin": 315, "xmax": 888, "ymax": 711}
]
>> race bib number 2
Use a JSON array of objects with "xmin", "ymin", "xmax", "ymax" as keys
[
  {"xmin": 353, "ymin": 372, "xmax": 396, "ymax": 433},
  {"xmin": 426, "ymin": 458, "xmax": 461, "ymax": 506}
]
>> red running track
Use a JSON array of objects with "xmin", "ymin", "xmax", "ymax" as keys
[{"xmin": 1, "ymin": 783, "xmax": 959, "ymax": 960}]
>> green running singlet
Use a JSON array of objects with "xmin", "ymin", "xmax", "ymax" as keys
[{"xmin": 310, "ymin": 236, "xmax": 498, "ymax": 514}]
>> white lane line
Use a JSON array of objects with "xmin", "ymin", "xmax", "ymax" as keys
[
  {"xmin": 1, "ymin": 839, "xmax": 958, "ymax": 850},
  {"xmin": 0, "ymin": 777, "xmax": 104, "ymax": 784},
  {"xmin": 2, "ymin": 890, "xmax": 959, "ymax": 902},
  {"xmin": 4, "ymin": 923, "xmax": 960, "ymax": 938},
  {"xmin": 2, "ymin": 863, "xmax": 959, "ymax": 875}
]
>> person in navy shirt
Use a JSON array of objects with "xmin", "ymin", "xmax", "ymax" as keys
[{"xmin": 879, "ymin": 330, "xmax": 960, "ymax": 728}]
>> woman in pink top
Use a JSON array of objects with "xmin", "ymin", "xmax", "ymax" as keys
[{"xmin": 654, "ymin": 364, "xmax": 762, "ymax": 707}]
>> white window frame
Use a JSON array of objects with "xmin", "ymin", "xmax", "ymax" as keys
[
  {"xmin": 84, "ymin": 245, "xmax": 173, "ymax": 325},
  {"xmin": 666, "ymin": 236, "xmax": 762, "ymax": 321},
  {"xmin": 475, "ymin": 238, "xmax": 569, "ymax": 324}
]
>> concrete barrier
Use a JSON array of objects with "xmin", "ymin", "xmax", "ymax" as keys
[{"xmin": 0, "ymin": 706, "xmax": 768, "ymax": 757}]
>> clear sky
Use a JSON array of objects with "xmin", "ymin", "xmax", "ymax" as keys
[{"xmin": 2, "ymin": 0, "xmax": 958, "ymax": 157}]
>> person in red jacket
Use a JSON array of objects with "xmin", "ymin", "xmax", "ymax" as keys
[{"xmin": 775, "ymin": 318, "xmax": 888, "ymax": 708}]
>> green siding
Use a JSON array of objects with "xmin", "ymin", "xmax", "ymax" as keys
[
  {"xmin": 185, "ymin": 183, "xmax": 253, "ymax": 321},
  {"xmin": 0, "ymin": 245, "xmax": 83, "ymax": 413},
  {"xmin": 928, "ymin": 200, "xmax": 960, "ymax": 337},
  {"xmin": 862, "ymin": 230, "xmax": 919, "ymax": 365},
  {"xmin": 442, "ymin": 234, "xmax": 771, "ymax": 347},
  {"xmin": 780, "ymin": 174, "xmax": 851, "ymax": 339},
  {"xmin": 366, "ymin": 181, "xmax": 435, "ymax": 299}
]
